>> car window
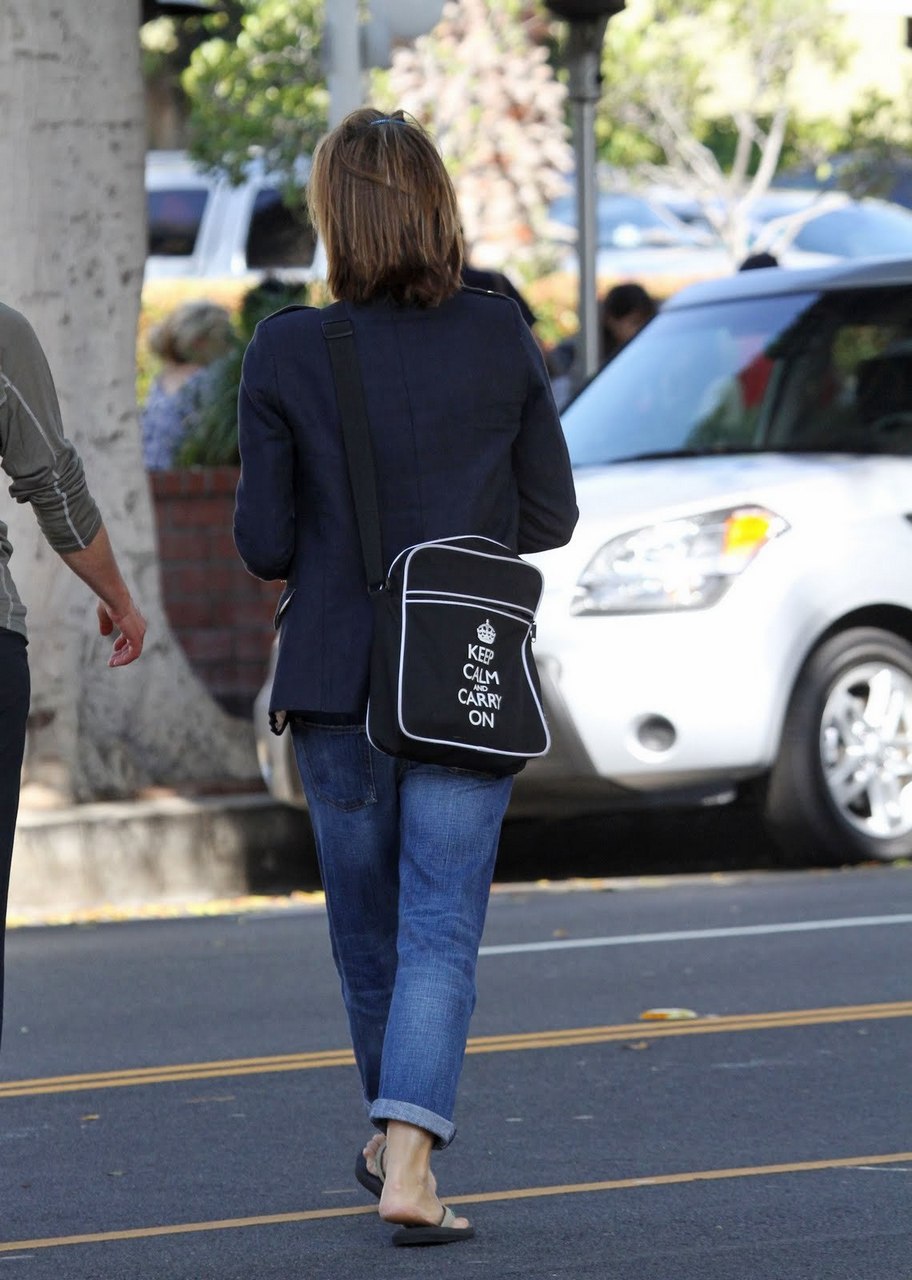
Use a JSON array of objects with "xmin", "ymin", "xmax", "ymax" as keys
[
  {"xmin": 246, "ymin": 187, "xmax": 316, "ymax": 269},
  {"xmin": 563, "ymin": 294, "xmax": 813, "ymax": 465},
  {"xmin": 147, "ymin": 188, "xmax": 209, "ymax": 256},
  {"xmin": 767, "ymin": 292, "xmax": 912, "ymax": 451}
]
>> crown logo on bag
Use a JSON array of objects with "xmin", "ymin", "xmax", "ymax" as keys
[{"xmin": 476, "ymin": 619, "xmax": 496, "ymax": 644}]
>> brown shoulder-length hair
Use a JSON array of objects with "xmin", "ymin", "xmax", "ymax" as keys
[{"xmin": 308, "ymin": 107, "xmax": 463, "ymax": 307}]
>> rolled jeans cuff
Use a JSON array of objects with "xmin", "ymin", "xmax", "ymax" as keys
[{"xmin": 369, "ymin": 1098, "xmax": 456, "ymax": 1150}]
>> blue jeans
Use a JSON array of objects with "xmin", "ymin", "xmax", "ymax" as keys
[{"xmin": 291, "ymin": 723, "xmax": 513, "ymax": 1149}]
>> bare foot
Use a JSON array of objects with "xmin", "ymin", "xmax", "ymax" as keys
[
  {"xmin": 362, "ymin": 1132, "xmax": 441, "ymax": 1199},
  {"xmin": 377, "ymin": 1145, "xmax": 467, "ymax": 1230},
  {"xmin": 380, "ymin": 1180, "xmax": 470, "ymax": 1231},
  {"xmin": 362, "ymin": 1133, "xmax": 387, "ymax": 1181}
]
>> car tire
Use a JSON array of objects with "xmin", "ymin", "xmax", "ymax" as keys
[{"xmin": 765, "ymin": 627, "xmax": 912, "ymax": 865}]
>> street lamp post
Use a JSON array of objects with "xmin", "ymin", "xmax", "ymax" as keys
[
  {"xmin": 325, "ymin": 0, "xmax": 363, "ymax": 128},
  {"xmin": 326, "ymin": 1, "xmax": 446, "ymax": 129},
  {"xmin": 543, "ymin": 1, "xmax": 625, "ymax": 387}
]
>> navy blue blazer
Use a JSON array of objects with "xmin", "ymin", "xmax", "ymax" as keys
[{"xmin": 234, "ymin": 288, "xmax": 579, "ymax": 723}]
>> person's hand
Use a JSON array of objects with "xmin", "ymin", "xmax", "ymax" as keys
[{"xmin": 97, "ymin": 599, "xmax": 147, "ymax": 667}]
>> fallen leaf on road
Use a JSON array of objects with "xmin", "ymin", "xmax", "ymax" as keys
[{"xmin": 639, "ymin": 1008, "xmax": 699, "ymax": 1020}]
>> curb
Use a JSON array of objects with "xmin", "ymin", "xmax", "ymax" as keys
[{"xmin": 10, "ymin": 794, "xmax": 317, "ymax": 920}]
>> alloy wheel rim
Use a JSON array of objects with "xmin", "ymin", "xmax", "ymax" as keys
[{"xmin": 820, "ymin": 660, "xmax": 912, "ymax": 841}]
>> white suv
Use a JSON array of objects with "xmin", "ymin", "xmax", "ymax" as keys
[
  {"xmin": 145, "ymin": 150, "xmax": 325, "ymax": 282},
  {"xmin": 529, "ymin": 257, "xmax": 912, "ymax": 865}
]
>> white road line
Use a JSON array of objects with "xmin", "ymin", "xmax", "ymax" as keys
[{"xmin": 479, "ymin": 913, "xmax": 912, "ymax": 957}]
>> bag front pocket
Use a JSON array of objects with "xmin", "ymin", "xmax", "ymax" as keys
[{"xmin": 398, "ymin": 592, "xmax": 548, "ymax": 759}]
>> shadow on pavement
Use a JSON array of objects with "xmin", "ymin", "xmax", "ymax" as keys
[
  {"xmin": 246, "ymin": 794, "xmax": 794, "ymax": 895},
  {"xmin": 495, "ymin": 796, "xmax": 788, "ymax": 881}
]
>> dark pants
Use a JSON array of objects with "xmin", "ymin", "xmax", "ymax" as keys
[{"xmin": 0, "ymin": 628, "xmax": 30, "ymax": 1051}]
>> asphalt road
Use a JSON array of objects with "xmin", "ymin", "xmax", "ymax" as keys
[{"xmin": 1, "ymin": 850, "xmax": 911, "ymax": 1278}]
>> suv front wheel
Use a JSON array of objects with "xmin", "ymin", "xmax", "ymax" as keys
[{"xmin": 765, "ymin": 627, "xmax": 912, "ymax": 864}]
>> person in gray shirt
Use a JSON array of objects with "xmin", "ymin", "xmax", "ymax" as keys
[{"xmin": 0, "ymin": 302, "xmax": 146, "ymax": 1047}]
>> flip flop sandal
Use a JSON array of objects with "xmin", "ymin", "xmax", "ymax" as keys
[
  {"xmin": 354, "ymin": 1142, "xmax": 386, "ymax": 1201},
  {"xmin": 391, "ymin": 1205, "xmax": 475, "ymax": 1247}
]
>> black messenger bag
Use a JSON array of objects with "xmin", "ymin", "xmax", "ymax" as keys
[{"xmin": 322, "ymin": 316, "xmax": 550, "ymax": 776}]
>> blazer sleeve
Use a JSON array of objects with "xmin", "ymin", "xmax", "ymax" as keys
[
  {"xmin": 512, "ymin": 313, "xmax": 579, "ymax": 554},
  {"xmin": 234, "ymin": 321, "xmax": 296, "ymax": 581}
]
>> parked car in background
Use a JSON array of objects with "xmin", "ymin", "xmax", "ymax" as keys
[
  {"xmin": 546, "ymin": 190, "xmax": 732, "ymax": 282},
  {"xmin": 256, "ymin": 257, "xmax": 912, "ymax": 867},
  {"xmin": 750, "ymin": 191, "xmax": 912, "ymax": 266},
  {"xmin": 776, "ymin": 153, "xmax": 912, "ymax": 212},
  {"xmin": 653, "ymin": 186, "xmax": 912, "ymax": 268},
  {"xmin": 145, "ymin": 150, "xmax": 325, "ymax": 283}
]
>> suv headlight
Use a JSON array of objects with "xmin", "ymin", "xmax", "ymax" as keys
[{"xmin": 571, "ymin": 506, "xmax": 789, "ymax": 615}]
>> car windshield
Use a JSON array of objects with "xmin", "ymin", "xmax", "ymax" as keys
[
  {"xmin": 564, "ymin": 286, "xmax": 912, "ymax": 465},
  {"xmin": 246, "ymin": 187, "xmax": 315, "ymax": 268}
]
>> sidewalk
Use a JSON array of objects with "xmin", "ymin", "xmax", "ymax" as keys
[{"xmin": 9, "ymin": 793, "xmax": 318, "ymax": 924}]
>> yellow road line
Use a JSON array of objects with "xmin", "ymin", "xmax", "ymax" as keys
[
  {"xmin": 1, "ymin": 1151, "xmax": 910, "ymax": 1253},
  {"xmin": 2, "ymin": 1000, "xmax": 910, "ymax": 1099}
]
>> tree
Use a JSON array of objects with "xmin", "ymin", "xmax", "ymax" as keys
[
  {"xmin": 183, "ymin": 0, "xmax": 327, "ymax": 189},
  {"xmin": 376, "ymin": 0, "xmax": 573, "ymax": 273},
  {"xmin": 791, "ymin": 86, "xmax": 912, "ymax": 201},
  {"xmin": 178, "ymin": 0, "xmax": 571, "ymax": 276},
  {"xmin": 595, "ymin": 0, "xmax": 849, "ymax": 262},
  {"xmin": 141, "ymin": 1, "xmax": 245, "ymax": 148},
  {"xmin": 0, "ymin": 1, "xmax": 260, "ymax": 803}
]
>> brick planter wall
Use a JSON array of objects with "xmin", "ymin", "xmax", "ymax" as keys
[{"xmin": 151, "ymin": 468, "xmax": 280, "ymax": 718}]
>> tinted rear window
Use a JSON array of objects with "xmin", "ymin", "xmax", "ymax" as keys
[
  {"xmin": 147, "ymin": 188, "xmax": 209, "ymax": 257},
  {"xmin": 246, "ymin": 188, "xmax": 315, "ymax": 269}
]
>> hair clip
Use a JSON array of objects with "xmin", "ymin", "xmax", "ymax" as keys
[{"xmin": 369, "ymin": 117, "xmax": 408, "ymax": 126}]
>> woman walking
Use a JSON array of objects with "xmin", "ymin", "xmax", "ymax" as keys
[{"xmin": 233, "ymin": 108, "xmax": 577, "ymax": 1246}]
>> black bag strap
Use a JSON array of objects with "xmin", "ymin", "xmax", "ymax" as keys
[{"xmin": 322, "ymin": 314, "xmax": 386, "ymax": 593}]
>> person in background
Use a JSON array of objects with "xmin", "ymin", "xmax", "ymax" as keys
[
  {"xmin": 549, "ymin": 280, "xmax": 657, "ymax": 410},
  {"xmin": 140, "ymin": 299, "xmax": 235, "ymax": 469},
  {"xmin": 600, "ymin": 282, "xmax": 658, "ymax": 363},
  {"xmin": 234, "ymin": 107, "xmax": 577, "ymax": 1248},
  {"xmin": 461, "ymin": 261, "xmax": 537, "ymax": 330},
  {"xmin": 176, "ymin": 279, "xmax": 310, "ymax": 468},
  {"xmin": 738, "ymin": 251, "xmax": 779, "ymax": 271},
  {"xmin": 0, "ymin": 301, "xmax": 145, "ymax": 1050}
]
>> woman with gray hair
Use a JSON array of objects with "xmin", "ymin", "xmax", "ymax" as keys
[{"xmin": 140, "ymin": 299, "xmax": 235, "ymax": 469}]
